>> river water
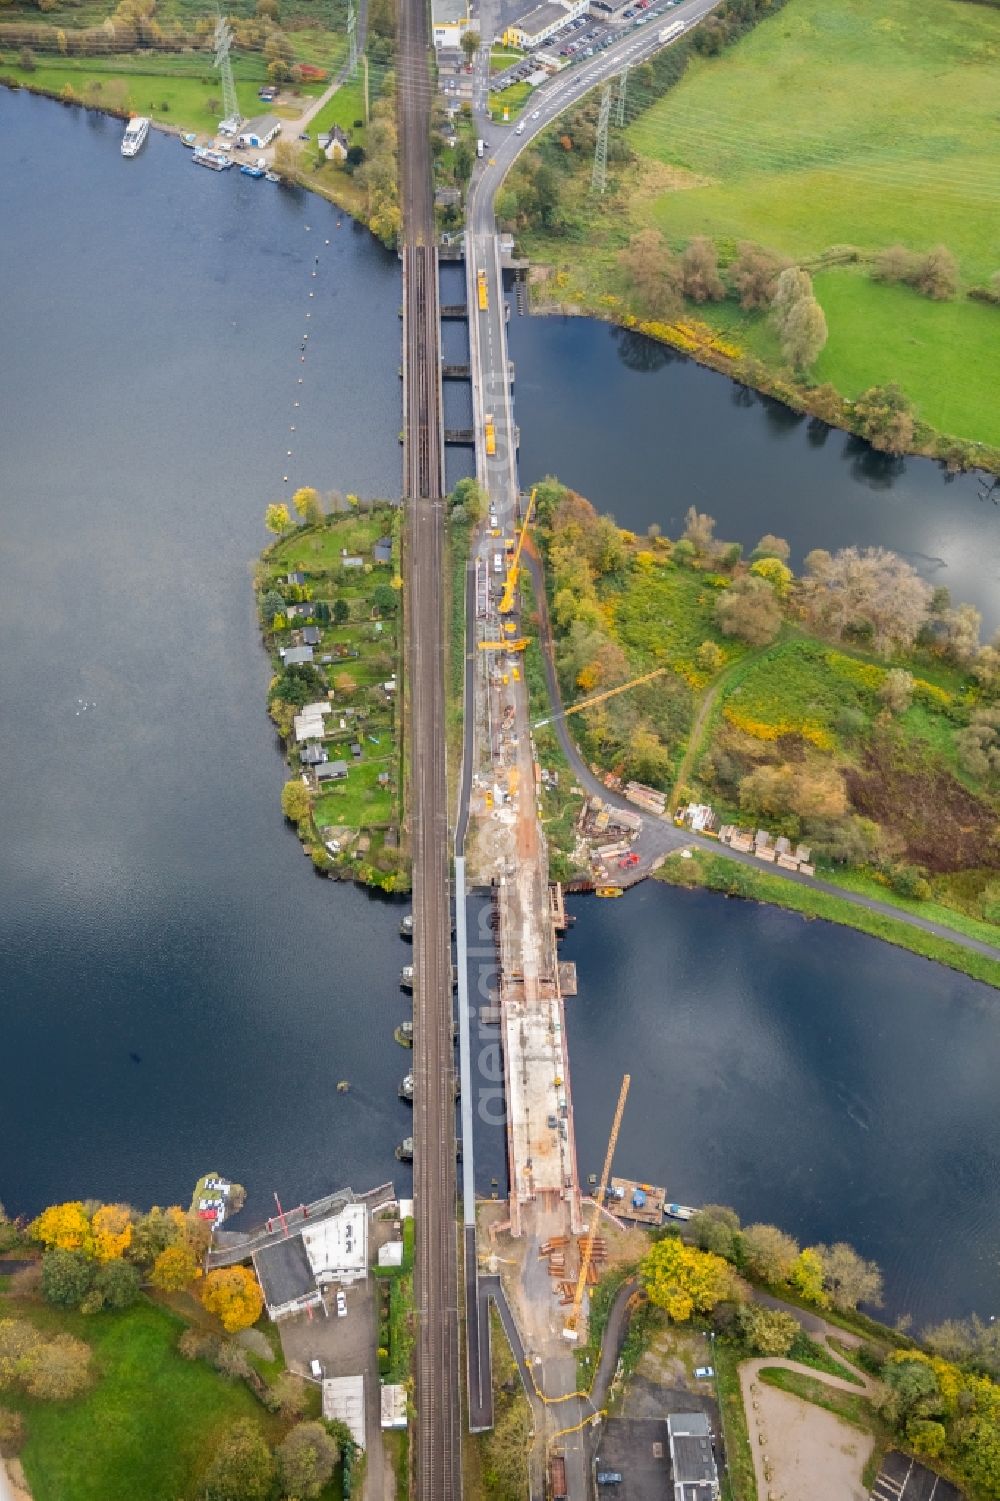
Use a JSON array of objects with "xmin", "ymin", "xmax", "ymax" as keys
[{"xmin": 2, "ymin": 89, "xmax": 998, "ymax": 1325}]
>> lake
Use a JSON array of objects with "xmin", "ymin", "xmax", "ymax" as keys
[{"xmin": 3, "ymin": 88, "xmax": 998, "ymax": 1327}]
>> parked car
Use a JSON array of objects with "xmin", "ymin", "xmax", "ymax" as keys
[
  {"xmin": 695, "ymin": 1365, "xmax": 715, "ymax": 1379},
  {"xmin": 597, "ymin": 1476, "xmax": 623, "ymax": 1488},
  {"xmin": 310, "ymin": 1358, "xmax": 323, "ymax": 1378},
  {"xmin": 336, "ymin": 1290, "xmax": 347, "ymax": 1317}
]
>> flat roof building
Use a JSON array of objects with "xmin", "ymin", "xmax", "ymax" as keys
[
  {"xmin": 505, "ymin": 0, "xmax": 587, "ymax": 48},
  {"xmin": 252, "ymin": 1198, "xmax": 369, "ymax": 1321},
  {"xmin": 301, "ymin": 1202, "xmax": 367, "ymax": 1286},
  {"xmin": 281, "ymin": 645, "xmax": 314, "ymax": 667},
  {"xmin": 380, "ymin": 1383, "xmax": 408, "ymax": 1429},
  {"xmin": 432, "ymin": 0, "xmax": 470, "ymax": 49},
  {"xmin": 323, "ymin": 1375, "xmax": 366, "ymax": 1450},
  {"xmin": 238, "ymin": 114, "xmax": 281, "ymax": 149},
  {"xmin": 667, "ymin": 1413, "xmax": 720, "ymax": 1501},
  {"xmin": 253, "ymin": 1235, "xmax": 322, "ymax": 1322}
]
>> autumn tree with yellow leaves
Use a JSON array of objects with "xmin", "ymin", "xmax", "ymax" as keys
[
  {"xmin": 29, "ymin": 1202, "xmax": 94, "ymax": 1255},
  {"xmin": 640, "ymin": 1236, "xmax": 736, "ymax": 1323},
  {"xmin": 92, "ymin": 1204, "xmax": 133, "ymax": 1262},
  {"xmin": 150, "ymin": 1242, "xmax": 202, "ymax": 1292},
  {"xmin": 200, "ymin": 1266, "xmax": 264, "ymax": 1333}
]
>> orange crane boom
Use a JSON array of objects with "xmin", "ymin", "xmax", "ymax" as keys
[
  {"xmin": 564, "ymin": 1073, "xmax": 630, "ymax": 1339},
  {"xmin": 498, "ymin": 487, "xmax": 536, "ymax": 616},
  {"xmin": 534, "ymin": 666, "xmax": 668, "ymax": 728}
]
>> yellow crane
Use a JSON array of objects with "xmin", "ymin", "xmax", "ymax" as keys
[
  {"xmin": 498, "ymin": 487, "xmax": 536, "ymax": 616},
  {"xmin": 563, "ymin": 1072, "xmax": 630, "ymax": 1341},
  {"xmin": 478, "ymin": 637, "xmax": 529, "ymax": 652},
  {"xmin": 534, "ymin": 666, "xmax": 669, "ymax": 729}
]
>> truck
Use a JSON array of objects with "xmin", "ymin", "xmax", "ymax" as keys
[
  {"xmin": 477, "ymin": 268, "xmax": 489, "ymax": 311},
  {"xmin": 477, "ymin": 138, "xmax": 485, "ymax": 157},
  {"xmin": 548, "ymin": 1452, "xmax": 567, "ymax": 1499},
  {"xmin": 484, "ymin": 416, "xmax": 497, "ymax": 456},
  {"xmin": 659, "ymin": 17, "xmax": 684, "ymax": 41}
]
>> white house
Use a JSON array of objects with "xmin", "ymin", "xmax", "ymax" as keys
[
  {"xmin": 238, "ymin": 114, "xmax": 282, "ymax": 150},
  {"xmin": 432, "ymin": 0, "xmax": 471, "ymax": 50}
]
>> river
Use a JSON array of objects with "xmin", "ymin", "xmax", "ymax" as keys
[{"xmin": 3, "ymin": 89, "xmax": 998, "ymax": 1326}]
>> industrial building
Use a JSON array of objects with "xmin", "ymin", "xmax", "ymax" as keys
[
  {"xmin": 431, "ymin": 0, "xmax": 471, "ymax": 49},
  {"xmin": 666, "ymin": 1412, "xmax": 720, "ymax": 1501},
  {"xmin": 253, "ymin": 1200, "xmax": 368, "ymax": 1320},
  {"xmin": 504, "ymin": 0, "xmax": 587, "ymax": 48},
  {"xmin": 237, "ymin": 114, "xmax": 282, "ymax": 149}
]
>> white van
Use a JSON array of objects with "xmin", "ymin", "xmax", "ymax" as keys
[
  {"xmin": 515, "ymin": 121, "xmax": 525, "ymax": 135},
  {"xmin": 476, "ymin": 138, "xmax": 485, "ymax": 157},
  {"xmin": 493, "ymin": 551, "xmax": 504, "ymax": 575}
]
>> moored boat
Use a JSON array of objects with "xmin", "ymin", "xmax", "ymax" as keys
[
  {"xmin": 180, "ymin": 132, "xmax": 198, "ymax": 148},
  {"xmin": 192, "ymin": 147, "xmax": 233, "ymax": 171},
  {"xmin": 664, "ymin": 1203, "xmax": 696, "ymax": 1221},
  {"xmin": 121, "ymin": 116, "xmax": 150, "ymax": 157},
  {"xmin": 399, "ymin": 1072, "xmax": 414, "ymax": 1101},
  {"xmin": 240, "ymin": 163, "xmax": 266, "ymax": 178}
]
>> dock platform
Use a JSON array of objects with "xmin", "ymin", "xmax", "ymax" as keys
[{"xmin": 609, "ymin": 1176, "xmax": 666, "ymax": 1225}]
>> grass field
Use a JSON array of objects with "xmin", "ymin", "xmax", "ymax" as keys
[
  {"xmin": 489, "ymin": 77, "xmax": 532, "ymax": 119},
  {"xmin": 631, "ymin": 0, "xmax": 1000, "ymax": 281},
  {"xmin": 0, "ymin": 53, "xmax": 284, "ymax": 133},
  {"xmin": 308, "ymin": 74, "xmax": 366, "ymax": 144},
  {"xmin": 7, "ymin": 1299, "xmax": 278, "ymax": 1501}
]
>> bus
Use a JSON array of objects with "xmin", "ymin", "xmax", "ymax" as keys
[{"xmin": 477, "ymin": 268, "xmax": 489, "ymax": 311}]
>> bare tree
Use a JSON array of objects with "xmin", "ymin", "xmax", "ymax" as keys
[
  {"xmin": 730, "ymin": 242, "xmax": 788, "ymax": 310},
  {"xmin": 815, "ymin": 1242, "xmax": 883, "ymax": 1310},
  {"xmin": 800, "ymin": 546, "xmax": 932, "ymax": 655},
  {"xmin": 770, "ymin": 266, "xmax": 813, "ymax": 335},
  {"xmin": 751, "ymin": 534, "xmax": 791, "ymax": 563},
  {"xmin": 915, "ymin": 244, "xmax": 958, "ymax": 300},
  {"xmin": 680, "ymin": 237, "xmax": 725, "ymax": 303},
  {"xmin": 682, "ymin": 505, "xmax": 717, "ymax": 556},
  {"xmin": 878, "ymin": 668, "xmax": 914, "ymax": 715},
  {"xmin": 618, "ymin": 229, "xmax": 683, "ymax": 320},
  {"xmin": 741, "ymin": 1223, "xmax": 800, "ymax": 1282},
  {"xmin": 715, "ymin": 575, "xmax": 782, "ymax": 646}
]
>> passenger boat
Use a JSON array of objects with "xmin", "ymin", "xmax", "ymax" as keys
[
  {"xmin": 664, "ymin": 1203, "xmax": 696, "ymax": 1221},
  {"xmin": 180, "ymin": 132, "xmax": 198, "ymax": 148},
  {"xmin": 240, "ymin": 163, "xmax": 266, "ymax": 177},
  {"xmin": 395, "ymin": 1136, "xmax": 414, "ymax": 1162},
  {"xmin": 399, "ymin": 1072, "xmax": 414, "ymax": 1101},
  {"xmin": 192, "ymin": 147, "xmax": 233, "ymax": 171},
  {"xmin": 121, "ymin": 116, "xmax": 150, "ymax": 157},
  {"xmin": 400, "ymin": 912, "xmax": 414, "ymax": 939}
]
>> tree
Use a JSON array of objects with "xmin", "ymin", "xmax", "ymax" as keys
[
  {"xmin": 680, "ymin": 237, "xmax": 724, "ymax": 303},
  {"xmin": 92, "ymin": 1203, "xmax": 133, "ymax": 1263},
  {"xmin": 751, "ymin": 534, "xmax": 790, "ymax": 563},
  {"xmin": 788, "ymin": 1247, "xmax": 828, "ymax": 1305},
  {"xmin": 878, "ymin": 668, "xmax": 914, "ymax": 715},
  {"xmin": 739, "ymin": 762, "xmax": 846, "ymax": 822},
  {"xmin": 264, "ymin": 502, "xmax": 291, "ymax": 535},
  {"xmin": 276, "ymin": 1420, "xmax": 340, "ymax": 1499},
  {"xmin": 151, "ymin": 1242, "xmax": 201, "ymax": 1292},
  {"xmin": 333, "ymin": 597, "xmax": 350, "ymax": 626},
  {"xmin": 907, "ymin": 1419, "xmax": 946, "ymax": 1458},
  {"xmin": 618, "ymin": 229, "xmax": 683, "ymax": 320},
  {"xmin": 696, "ymin": 641, "xmax": 724, "ymax": 675},
  {"xmin": 935, "ymin": 602, "xmax": 981, "ymax": 664},
  {"xmin": 924, "ymin": 1314, "xmax": 1000, "ymax": 1378},
  {"xmin": 954, "ymin": 707, "xmax": 1000, "ymax": 783},
  {"xmin": 0, "ymin": 1321, "xmax": 42, "ymax": 1388},
  {"xmin": 41, "ymin": 1250, "xmax": 95, "ymax": 1310},
  {"xmin": 260, "ymin": 589, "xmax": 286, "ymax": 625},
  {"xmin": 780, "ymin": 292, "xmax": 828, "ymax": 370},
  {"xmin": 737, "ymin": 1303, "xmax": 799, "ymax": 1357},
  {"xmin": 882, "ymin": 1354, "xmax": 941, "ymax": 1423},
  {"xmin": 815, "ymin": 1242, "xmax": 883, "ymax": 1310},
  {"xmin": 681, "ymin": 506, "xmax": 716, "ymax": 557},
  {"xmin": 482, "ymin": 1392, "xmax": 532, "ymax": 1501},
  {"xmin": 281, "ymin": 779, "xmax": 312, "ymax": 824},
  {"xmin": 202, "ymin": 1418, "xmax": 276, "ymax": 1501},
  {"xmin": 292, "ymin": 486, "xmax": 324, "ymax": 527},
  {"xmin": 750, "ymin": 556, "xmax": 793, "ymax": 597},
  {"xmin": 94, "ymin": 1258, "xmax": 141, "ymax": 1311},
  {"xmin": 460, "ymin": 28, "xmax": 480, "ymax": 60},
  {"xmin": 730, "ymin": 241, "xmax": 787, "ymax": 310},
  {"xmin": 372, "ymin": 582, "xmax": 398, "ymax": 616},
  {"xmin": 19, "ymin": 1334, "xmax": 93, "ymax": 1401},
  {"xmin": 269, "ymin": 1370, "xmax": 310, "ymax": 1418},
  {"xmin": 715, "ymin": 576, "xmax": 782, "ymax": 646},
  {"xmin": 640, "ymin": 1237, "xmax": 734, "ymax": 1323},
  {"xmin": 801, "ymin": 546, "xmax": 931, "ymax": 655},
  {"xmin": 201, "ymin": 1266, "xmax": 264, "ymax": 1333},
  {"xmin": 689, "ymin": 1204, "xmax": 740, "ymax": 1260},
  {"xmin": 915, "ymin": 244, "xmax": 958, "ymax": 300},
  {"xmin": 740, "ymin": 1223, "xmax": 800, "ymax": 1283},
  {"xmin": 29, "ymin": 1202, "xmax": 93, "ymax": 1254},
  {"xmin": 852, "ymin": 384, "xmax": 915, "ymax": 457},
  {"xmin": 770, "ymin": 266, "xmax": 813, "ymax": 336}
]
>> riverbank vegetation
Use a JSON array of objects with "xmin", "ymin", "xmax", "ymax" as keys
[
  {"xmin": 531, "ymin": 478, "xmax": 1000, "ymax": 970},
  {"xmin": 0, "ymin": 1201, "xmax": 353, "ymax": 1500},
  {"xmin": 256, "ymin": 494, "xmax": 408, "ymax": 893},
  {"xmin": 502, "ymin": 0, "xmax": 1000, "ymax": 469},
  {"xmin": 639, "ymin": 1208, "xmax": 1000, "ymax": 1498}
]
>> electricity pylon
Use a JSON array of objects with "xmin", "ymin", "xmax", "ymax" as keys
[
  {"xmin": 213, "ymin": 13, "xmax": 241, "ymax": 128},
  {"xmin": 591, "ymin": 83, "xmax": 612, "ymax": 196},
  {"xmin": 614, "ymin": 64, "xmax": 629, "ymax": 128}
]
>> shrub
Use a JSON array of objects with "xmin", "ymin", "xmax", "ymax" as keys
[
  {"xmin": 19, "ymin": 1334, "xmax": 93, "ymax": 1401},
  {"xmin": 41, "ymin": 1249, "xmax": 95, "ymax": 1310},
  {"xmin": 94, "ymin": 1258, "xmax": 141, "ymax": 1311},
  {"xmin": 0, "ymin": 1406, "xmax": 26, "ymax": 1456}
]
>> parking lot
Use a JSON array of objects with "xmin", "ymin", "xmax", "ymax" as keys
[
  {"xmin": 592, "ymin": 1364, "xmax": 722, "ymax": 1501},
  {"xmin": 489, "ymin": 0, "xmax": 685, "ymax": 100},
  {"xmin": 870, "ymin": 1452, "xmax": 963, "ymax": 1501}
]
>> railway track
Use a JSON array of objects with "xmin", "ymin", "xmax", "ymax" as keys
[{"xmin": 398, "ymin": 0, "xmax": 460, "ymax": 1489}]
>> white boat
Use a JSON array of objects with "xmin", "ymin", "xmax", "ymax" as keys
[
  {"xmin": 192, "ymin": 146, "xmax": 233, "ymax": 172},
  {"xmin": 664, "ymin": 1203, "xmax": 696, "ymax": 1221},
  {"xmin": 121, "ymin": 116, "xmax": 150, "ymax": 157}
]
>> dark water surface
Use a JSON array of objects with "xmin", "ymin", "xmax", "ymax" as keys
[
  {"xmin": 3, "ymin": 92, "xmax": 999, "ymax": 1326},
  {"xmin": 508, "ymin": 312, "xmax": 1000, "ymax": 631},
  {"xmin": 0, "ymin": 91, "xmax": 412, "ymax": 1220}
]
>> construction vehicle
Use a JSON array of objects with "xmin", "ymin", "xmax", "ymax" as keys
[
  {"xmin": 477, "ymin": 637, "xmax": 528, "ymax": 652},
  {"xmin": 498, "ymin": 487, "xmax": 536, "ymax": 616},
  {"xmin": 548, "ymin": 1452, "xmax": 568, "ymax": 1500},
  {"xmin": 484, "ymin": 416, "xmax": 496, "ymax": 456},
  {"xmin": 563, "ymin": 1073, "xmax": 630, "ymax": 1340},
  {"xmin": 477, "ymin": 268, "xmax": 489, "ymax": 311}
]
